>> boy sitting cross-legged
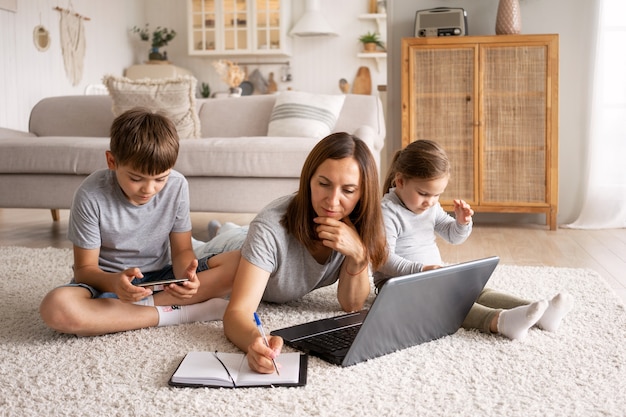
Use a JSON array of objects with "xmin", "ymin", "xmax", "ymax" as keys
[{"xmin": 40, "ymin": 108, "xmax": 239, "ymax": 336}]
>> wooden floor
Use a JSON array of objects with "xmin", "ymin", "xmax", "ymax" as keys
[{"xmin": 2, "ymin": 208, "xmax": 625, "ymax": 303}]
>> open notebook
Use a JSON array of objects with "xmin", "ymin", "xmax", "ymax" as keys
[{"xmin": 169, "ymin": 351, "xmax": 308, "ymax": 388}]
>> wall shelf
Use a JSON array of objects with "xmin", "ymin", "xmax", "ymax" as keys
[
  {"xmin": 358, "ymin": 13, "xmax": 386, "ymax": 34},
  {"xmin": 357, "ymin": 52, "xmax": 386, "ymax": 71},
  {"xmin": 358, "ymin": 13, "xmax": 386, "ymax": 71}
]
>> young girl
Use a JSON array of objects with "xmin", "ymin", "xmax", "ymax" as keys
[{"xmin": 374, "ymin": 139, "xmax": 573, "ymax": 340}]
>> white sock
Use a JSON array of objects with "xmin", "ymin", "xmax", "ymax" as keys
[
  {"xmin": 133, "ymin": 295, "xmax": 154, "ymax": 306},
  {"xmin": 156, "ymin": 298, "xmax": 229, "ymax": 327},
  {"xmin": 536, "ymin": 292, "xmax": 574, "ymax": 332},
  {"xmin": 497, "ymin": 301, "xmax": 548, "ymax": 340}
]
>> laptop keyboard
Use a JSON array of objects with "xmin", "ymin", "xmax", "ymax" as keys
[{"xmin": 304, "ymin": 325, "xmax": 361, "ymax": 352}]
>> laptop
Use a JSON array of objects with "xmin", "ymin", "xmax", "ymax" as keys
[{"xmin": 271, "ymin": 256, "xmax": 499, "ymax": 367}]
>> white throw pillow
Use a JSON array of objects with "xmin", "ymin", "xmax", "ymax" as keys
[
  {"xmin": 103, "ymin": 75, "xmax": 200, "ymax": 139},
  {"xmin": 267, "ymin": 91, "xmax": 346, "ymax": 139}
]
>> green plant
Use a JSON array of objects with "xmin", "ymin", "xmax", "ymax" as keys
[
  {"xmin": 200, "ymin": 82, "xmax": 211, "ymax": 98},
  {"xmin": 358, "ymin": 31, "xmax": 385, "ymax": 49},
  {"xmin": 132, "ymin": 24, "xmax": 177, "ymax": 49}
]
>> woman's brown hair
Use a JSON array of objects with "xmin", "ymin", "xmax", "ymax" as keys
[{"xmin": 281, "ymin": 132, "xmax": 387, "ymax": 271}]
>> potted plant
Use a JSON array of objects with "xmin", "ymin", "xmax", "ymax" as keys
[
  {"xmin": 200, "ymin": 82, "xmax": 211, "ymax": 98},
  {"xmin": 212, "ymin": 60, "xmax": 245, "ymax": 97},
  {"xmin": 359, "ymin": 31, "xmax": 385, "ymax": 53},
  {"xmin": 132, "ymin": 24, "xmax": 177, "ymax": 61}
]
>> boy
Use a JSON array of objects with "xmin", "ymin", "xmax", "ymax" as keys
[{"xmin": 40, "ymin": 108, "xmax": 239, "ymax": 336}]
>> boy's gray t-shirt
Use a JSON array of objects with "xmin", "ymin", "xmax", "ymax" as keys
[
  {"xmin": 68, "ymin": 169, "xmax": 191, "ymax": 273},
  {"xmin": 241, "ymin": 194, "xmax": 344, "ymax": 304}
]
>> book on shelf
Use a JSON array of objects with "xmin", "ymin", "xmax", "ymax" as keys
[{"xmin": 169, "ymin": 351, "xmax": 308, "ymax": 388}]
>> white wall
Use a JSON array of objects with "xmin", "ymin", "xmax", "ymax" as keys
[
  {"xmin": 1, "ymin": 0, "xmax": 596, "ymax": 225},
  {"xmin": 1, "ymin": 0, "xmax": 385, "ymax": 129},
  {"xmin": 387, "ymin": 0, "xmax": 598, "ymax": 225},
  {"xmin": 0, "ymin": 1, "xmax": 143, "ymax": 130}
]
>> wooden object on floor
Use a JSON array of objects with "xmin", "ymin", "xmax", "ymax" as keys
[
  {"xmin": 352, "ymin": 66, "xmax": 372, "ymax": 95},
  {"xmin": 50, "ymin": 209, "xmax": 60, "ymax": 221},
  {"xmin": 401, "ymin": 34, "xmax": 559, "ymax": 230}
]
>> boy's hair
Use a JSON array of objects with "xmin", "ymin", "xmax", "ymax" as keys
[
  {"xmin": 109, "ymin": 107, "xmax": 180, "ymax": 175},
  {"xmin": 281, "ymin": 132, "xmax": 387, "ymax": 271},
  {"xmin": 382, "ymin": 139, "xmax": 450, "ymax": 193}
]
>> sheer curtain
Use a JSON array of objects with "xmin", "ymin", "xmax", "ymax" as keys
[{"xmin": 566, "ymin": 0, "xmax": 626, "ymax": 229}]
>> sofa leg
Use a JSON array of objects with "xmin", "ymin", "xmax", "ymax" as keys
[{"xmin": 50, "ymin": 209, "xmax": 60, "ymax": 222}]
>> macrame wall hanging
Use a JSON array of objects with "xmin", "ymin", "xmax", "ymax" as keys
[{"xmin": 54, "ymin": 3, "xmax": 90, "ymax": 86}]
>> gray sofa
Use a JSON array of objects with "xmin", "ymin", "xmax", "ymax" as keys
[{"xmin": 0, "ymin": 94, "xmax": 385, "ymax": 220}]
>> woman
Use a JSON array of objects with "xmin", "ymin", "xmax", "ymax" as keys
[{"xmin": 222, "ymin": 132, "xmax": 387, "ymax": 373}]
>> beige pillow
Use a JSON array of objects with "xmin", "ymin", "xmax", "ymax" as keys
[
  {"xmin": 267, "ymin": 91, "xmax": 345, "ymax": 139},
  {"xmin": 103, "ymin": 75, "xmax": 200, "ymax": 139}
]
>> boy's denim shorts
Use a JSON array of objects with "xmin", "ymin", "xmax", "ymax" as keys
[{"xmin": 64, "ymin": 255, "xmax": 211, "ymax": 299}]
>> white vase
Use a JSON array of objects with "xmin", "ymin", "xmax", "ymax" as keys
[
  {"xmin": 495, "ymin": 0, "xmax": 522, "ymax": 35},
  {"xmin": 228, "ymin": 87, "xmax": 242, "ymax": 97}
]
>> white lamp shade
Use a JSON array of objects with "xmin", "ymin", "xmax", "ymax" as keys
[{"xmin": 290, "ymin": 0, "xmax": 338, "ymax": 37}]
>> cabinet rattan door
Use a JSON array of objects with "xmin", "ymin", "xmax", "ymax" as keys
[
  {"xmin": 402, "ymin": 45, "xmax": 477, "ymax": 204},
  {"xmin": 480, "ymin": 44, "xmax": 548, "ymax": 204}
]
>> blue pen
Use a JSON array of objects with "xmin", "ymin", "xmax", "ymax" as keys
[{"xmin": 253, "ymin": 312, "xmax": 280, "ymax": 375}]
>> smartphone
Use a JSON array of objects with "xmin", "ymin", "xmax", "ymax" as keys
[{"xmin": 136, "ymin": 278, "xmax": 189, "ymax": 289}]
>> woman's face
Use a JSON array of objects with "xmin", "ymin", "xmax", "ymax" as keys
[{"xmin": 310, "ymin": 157, "xmax": 362, "ymax": 221}]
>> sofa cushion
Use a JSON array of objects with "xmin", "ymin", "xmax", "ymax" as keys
[
  {"xmin": 0, "ymin": 135, "xmax": 316, "ymax": 179},
  {"xmin": 103, "ymin": 75, "xmax": 200, "ymax": 139},
  {"xmin": 198, "ymin": 95, "xmax": 276, "ymax": 138},
  {"xmin": 29, "ymin": 96, "xmax": 115, "ymax": 137},
  {"xmin": 175, "ymin": 136, "xmax": 319, "ymax": 178},
  {"xmin": 0, "ymin": 136, "xmax": 109, "ymax": 174},
  {"xmin": 267, "ymin": 91, "xmax": 345, "ymax": 139}
]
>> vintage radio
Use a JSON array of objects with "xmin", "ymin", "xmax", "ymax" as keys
[{"xmin": 414, "ymin": 7, "xmax": 467, "ymax": 37}]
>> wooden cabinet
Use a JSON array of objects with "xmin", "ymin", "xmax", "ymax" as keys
[
  {"xmin": 401, "ymin": 34, "xmax": 558, "ymax": 230},
  {"xmin": 187, "ymin": 0, "xmax": 290, "ymax": 56}
]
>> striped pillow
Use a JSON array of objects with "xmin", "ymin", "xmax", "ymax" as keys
[{"xmin": 267, "ymin": 91, "xmax": 345, "ymax": 139}]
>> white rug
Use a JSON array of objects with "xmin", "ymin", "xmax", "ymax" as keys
[{"xmin": 1, "ymin": 246, "xmax": 625, "ymax": 417}]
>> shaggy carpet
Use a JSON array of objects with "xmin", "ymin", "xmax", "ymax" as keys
[{"xmin": 0, "ymin": 246, "xmax": 625, "ymax": 417}]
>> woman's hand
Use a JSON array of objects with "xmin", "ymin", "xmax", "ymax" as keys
[
  {"xmin": 247, "ymin": 335, "xmax": 284, "ymax": 374},
  {"xmin": 316, "ymin": 216, "xmax": 370, "ymax": 312},
  {"xmin": 314, "ymin": 216, "xmax": 365, "ymax": 263}
]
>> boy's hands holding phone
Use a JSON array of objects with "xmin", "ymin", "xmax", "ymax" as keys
[
  {"xmin": 116, "ymin": 260, "xmax": 200, "ymax": 302},
  {"xmin": 162, "ymin": 259, "xmax": 200, "ymax": 299},
  {"xmin": 114, "ymin": 267, "xmax": 151, "ymax": 303}
]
